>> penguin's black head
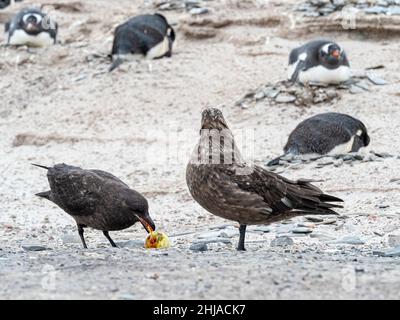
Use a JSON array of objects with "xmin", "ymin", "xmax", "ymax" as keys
[
  {"xmin": 20, "ymin": 10, "xmax": 46, "ymax": 35},
  {"xmin": 319, "ymin": 43, "xmax": 344, "ymax": 66}
]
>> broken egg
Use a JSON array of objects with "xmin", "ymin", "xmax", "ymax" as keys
[{"xmin": 145, "ymin": 231, "xmax": 170, "ymax": 249}]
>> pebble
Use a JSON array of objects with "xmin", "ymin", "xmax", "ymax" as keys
[
  {"xmin": 373, "ymin": 246, "xmax": 400, "ymax": 257},
  {"xmin": 275, "ymin": 93, "xmax": 296, "ymax": 103},
  {"xmin": 190, "ymin": 7, "xmax": 209, "ymax": 15},
  {"xmin": 275, "ymin": 224, "xmax": 297, "ymax": 234},
  {"xmin": 388, "ymin": 234, "xmax": 400, "ymax": 247},
  {"xmin": 292, "ymin": 227, "xmax": 313, "ymax": 234},
  {"xmin": 334, "ymin": 159, "xmax": 344, "ymax": 167},
  {"xmin": 254, "ymin": 91, "xmax": 265, "ymax": 101},
  {"xmin": 305, "ymin": 216, "xmax": 324, "ymax": 223},
  {"xmin": 190, "ymin": 242, "xmax": 208, "ymax": 252},
  {"xmin": 349, "ymin": 84, "xmax": 366, "ymax": 94},
  {"xmin": 262, "ymin": 87, "xmax": 280, "ymax": 98},
  {"xmin": 328, "ymin": 236, "xmax": 365, "ymax": 245},
  {"xmin": 270, "ymin": 236, "xmax": 294, "ymax": 247},
  {"xmin": 252, "ymin": 226, "xmax": 272, "ymax": 233},
  {"xmin": 367, "ymin": 73, "xmax": 388, "ymax": 85},
  {"xmin": 278, "ymin": 233, "xmax": 307, "ymax": 238},
  {"xmin": 21, "ymin": 244, "xmax": 48, "ymax": 252},
  {"xmin": 310, "ymin": 232, "xmax": 336, "ymax": 240}
]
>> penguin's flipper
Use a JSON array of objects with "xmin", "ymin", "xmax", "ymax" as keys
[
  {"xmin": 168, "ymin": 26, "xmax": 176, "ymax": 43},
  {"xmin": 5, "ymin": 21, "xmax": 10, "ymax": 33},
  {"xmin": 289, "ymin": 60, "xmax": 305, "ymax": 84}
]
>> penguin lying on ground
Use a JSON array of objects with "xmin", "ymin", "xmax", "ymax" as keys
[
  {"xmin": 110, "ymin": 13, "xmax": 175, "ymax": 72},
  {"xmin": 267, "ymin": 112, "xmax": 370, "ymax": 166},
  {"xmin": 34, "ymin": 163, "xmax": 156, "ymax": 249},
  {"xmin": 186, "ymin": 108, "xmax": 343, "ymax": 251},
  {"xmin": 288, "ymin": 39, "xmax": 351, "ymax": 85},
  {"xmin": 5, "ymin": 7, "xmax": 57, "ymax": 47}
]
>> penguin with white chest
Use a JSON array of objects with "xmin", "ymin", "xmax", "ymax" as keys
[
  {"xmin": 5, "ymin": 7, "xmax": 57, "ymax": 47},
  {"xmin": 267, "ymin": 113, "xmax": 370, "ymax": 166},
  {"xmin": 110, "ymin": 13, "xmax": 175, "ymax": 72},
  {"xmin": 288, "ymin": 39, "xmax": 351, "ymax": 85}
]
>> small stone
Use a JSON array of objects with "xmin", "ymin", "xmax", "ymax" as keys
[
  {"xmin": 328, "ymin": 236, "xmax": 365, "ymax": 245},
  {"xmin": 373, "ymin": 246, "xmax": 400, "ymax": 257},
  {"xmin": 270, "ymin": 236, "xmax": 294, "ymax": 247},
  {"xmin": 306, "ymin": 216, "xmax": 324, "ymax": 223},
  {"xmin": 349, "ymin": 84, "xmax": 365, "ymax": 94},
  {"xmin": 334, "ymin": 159, "xmax": 344, "ymax": 167},
  {"xmin": 275, "ymin": 93, "xmax": 296, "ymax": 103},
  {"xmin": 388, "ymin": 235, "xmax": 400, "ymax": 247},
  {"xmin": 254, "ymin": 91, "xmax": 265, "ymax": 101},
  {"xmin": 22, "ymin": 244, "xmax": 48, "ymax": 252},
  {"xmin": 354, "ymin": 154, "xmax": 364, "ymax": 160},
  {"xmin": 252, "ymin": 226, "xmax": 272, "ymax": 233},
  {"xmin": 292, "ymin": 227, "xmax": 313, "ymax": 234},
  {"xmin": 190, "ymin": 242, "xmax": 208, "ymax": 252},
  {"xmin": 263, "ymin": 87, "xmax": 280, "ymax": 98},
  {"xmin": 275, "ymin": 224, "xmax": 297, "ymax": 234},
  {"xmin": 355, "ymin": 266, "xmax": 365, "ymax": 273},
  {"xmin": 367, "ymin": 73, "xmax": 388, "ymax": 85},
  {"xmin": 190, "ymin": 7, "xmax": 209, "ymax": 15},
  {"xmin": 304, "ymin": 11, "xmax": 321, "ymax": 17},
  {"xmin": 310, "ymin": 232, "xmax": 335, "ymax": 240},
  {"xmin": 279, "ymin": 233, "xmax": 307, "ymax": 238},
  {"xmin": 74, "ymin": 74, "xmax": 87, "ymax": 82}
]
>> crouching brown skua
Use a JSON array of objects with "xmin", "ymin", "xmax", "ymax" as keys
[
  {"xmin": 34, "ymin": 163, "xmax": 155, "ymax": 248},
  {"xmin": 186, "ymin": 108, "xmax": 343, "ymax": 251}
]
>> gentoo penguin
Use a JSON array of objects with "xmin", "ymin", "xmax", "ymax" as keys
[
  {"xmin": 110, "ymin": 13, "xmax": 175, "ymax": 72},
  {"xmin": 5, "ymin": 7, "xmax": 57, "ymax": 47},
  {"xmin": 186, "ymin": 108, "xmax": 343, "ymax": 251},
  {"xmin": 267, "ymin": 112, "xmax": 370, "ymax": 166},
  {"xmin": 34, "ymin": 163, "xmax": 155, "ymax": 248},
  {"xmin": 288, "ymin": 39, "xmax": 351, "ymax": 84}
]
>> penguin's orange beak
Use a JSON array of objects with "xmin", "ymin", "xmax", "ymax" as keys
[{"xmin": 26, "ymin": 23, "xmax": 39, "ymax": 32}]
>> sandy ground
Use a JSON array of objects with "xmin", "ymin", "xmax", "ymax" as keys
[{"xmin": 1, "ymin": 0, "xmax": 400, "ymax": 300}]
